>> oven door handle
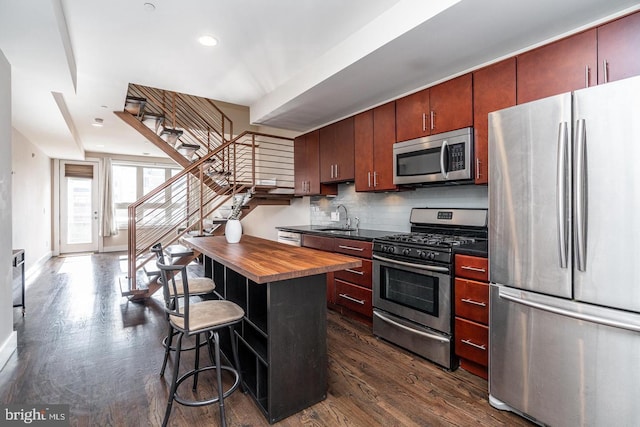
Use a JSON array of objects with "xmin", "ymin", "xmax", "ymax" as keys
[
  {"xmin": 374, "ymin": 311, "xmax": 450, "ymax": 343},
  {"xmin": 373, "ymin": 254, "xmax": 449, "ymax": 273}
]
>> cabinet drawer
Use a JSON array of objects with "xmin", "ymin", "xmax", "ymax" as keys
[
  {"xmin": 302, "ymin": 234, "xmax": 334, "ymax": 251},
  {"xmin": 454, "ymin": 254, "xmax": 488, "ymax": 282},
  {"xmin": 334, "ymin": 238, "xmax": 372, "ymax": 258},
  {"xmin": 455, "ymin": 278, "xmax": 489, "ymax": 324},
  {"xmin": 335, "ymin": 279, "xmax": 372, "ymax": 317},
  {"xmin": 334, "ymin": 259, "xmax": 372, "ymax": 289},
  {"xmin": 455, "ymin": 317, "xmax": 488, "ymax": 367}
]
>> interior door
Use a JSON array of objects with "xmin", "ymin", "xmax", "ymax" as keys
[{"xmin": 60, "ymin": 161, "xmax": 99, "ymax": 253}]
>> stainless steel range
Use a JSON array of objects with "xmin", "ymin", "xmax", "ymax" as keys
[{"xmin": 372, "ymin": 207, "xmax": 487, "ymax": 369}]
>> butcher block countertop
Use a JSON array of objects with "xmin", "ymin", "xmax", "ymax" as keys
[{"xmin": 181, "ymin": 235, "xmax": 362, "ymax": 284}]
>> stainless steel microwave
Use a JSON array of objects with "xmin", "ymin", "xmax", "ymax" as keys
[{"xmin": 393, "ymin": 127, "xmax": 473, "ymax": 185}]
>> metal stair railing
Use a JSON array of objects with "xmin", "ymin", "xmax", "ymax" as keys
[
  {"xmin": 126, "ymin": 131, "xmax": 294, "ymax": 295},
  {"xmin": 126, "ymin": 83, "xmax": 233, "ymax": 161}
]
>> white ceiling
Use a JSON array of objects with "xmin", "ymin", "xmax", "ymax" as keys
[{"xmin": 1, "ymin": 0, "xmax": 639, "ymax": 160}]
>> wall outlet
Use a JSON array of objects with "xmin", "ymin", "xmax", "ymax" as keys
[{"xmin": 330, "ymin": 211, "xmax": 340, "ymax": 221}]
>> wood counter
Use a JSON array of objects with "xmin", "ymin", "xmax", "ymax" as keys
[
  {"xmin": 181, "ymin": 235, "xmax": 362, "ymax": 283},
  {"xmin": 180, "ymin": 234, "xmax": 361, "ymax": 424}
]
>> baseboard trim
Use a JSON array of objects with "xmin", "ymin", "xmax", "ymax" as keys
[{"xmin": 0, "ymin": 331, "xmax": 17, "ymax": 372}]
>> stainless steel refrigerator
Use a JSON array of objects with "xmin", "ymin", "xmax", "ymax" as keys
[{"xmin": 488, "ymin": 75, "xmax": 640, "ymax": 426}]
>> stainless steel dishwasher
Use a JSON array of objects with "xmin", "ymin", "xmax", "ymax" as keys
[{"xmin": 277, "ymin": 230, "xmax": 301, "ymax": 246}]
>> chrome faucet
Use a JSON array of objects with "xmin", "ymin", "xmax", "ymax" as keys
[{"xmin": 336, "ymin": 204, "xmax": 350, "ymax": 229}]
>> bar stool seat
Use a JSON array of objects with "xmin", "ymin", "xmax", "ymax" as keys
[
  {"xmin": 169, "ymin": 300, "xmax": 244, "ymax": 333},
  {"xmin": 157, "ymin": 257, "xmax": 244, "ymax": 427}
]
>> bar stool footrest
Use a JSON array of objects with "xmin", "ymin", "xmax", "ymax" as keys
[{"xmin": 173, "ymin": 365, "xmax": 241, "ymax": 407}]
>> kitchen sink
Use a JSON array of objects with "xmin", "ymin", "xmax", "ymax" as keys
[{"xmin": 315, "ymin": 227, "xmax": 356, "ymax": 232}]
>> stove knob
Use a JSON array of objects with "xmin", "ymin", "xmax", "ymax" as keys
[
  {"xmin": 428, "ymin": 252, "xmax": 436, "ymax": 260},
  {"xmin": 418, "ymin": 251, "xmax": 428, "ymax": 259},
  {"xmin": 402, "ymin": 248, "xmax": 411, "ymax": 256},
  {"xmin": 387, "ymin": 246, "xmax": 396, "ymax": 254}
]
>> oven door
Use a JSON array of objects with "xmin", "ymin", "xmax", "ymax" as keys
[{"xmin": 372, "ymin": 254, "xmax": 451, "ymax": 334}]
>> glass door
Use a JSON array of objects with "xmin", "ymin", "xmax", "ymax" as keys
[{"xmin": 60, "ymin": 161, "xmax": 99, "ymax": 253}]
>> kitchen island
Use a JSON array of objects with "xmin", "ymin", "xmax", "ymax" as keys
[{"xmin": 180, "ymin": 235, "xmax": 362, "ymax": 424}]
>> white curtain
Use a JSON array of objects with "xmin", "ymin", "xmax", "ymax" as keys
[{"xmin": 101, "ymin": 158, "xmax": 118, "ymax": 237}]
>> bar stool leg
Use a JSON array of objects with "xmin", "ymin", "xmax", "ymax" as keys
[
  {"xmin": 193, "ymin": 333, "xmax": 201, "ymax": 391},
  {"xmin": 162, "ymin": 332, "xmax": 183, "ymax": 427},
  {"xmin": 212, "ymin": 331, "xmax": 227, "ymax": 427},
  {"xmin": 160, "ymin": 321, "xmax": 173, "ymax": 377}
]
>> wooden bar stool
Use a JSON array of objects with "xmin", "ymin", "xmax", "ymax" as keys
[
  {"xmin": 156, "ymin": 257, "xmax": 244, "ymax": 427},
  {"xmin": 151, "ymin": 243, "xmax": 217, "ymax": 376}
]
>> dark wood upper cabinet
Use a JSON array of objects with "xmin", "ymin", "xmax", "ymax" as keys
[
  {"xmin": 294, "ymin": 130, "xmax": 337, "ymax": 196},
  {"xmin": 319, "ymin": 117, "xmax": 355, "ymax": 183},
  {"xmin": 395, "ymin": 74, "xmax": 473, "ymax": 142},
  {"xmin": 472, "ymin": 58, "xmax": 516, "ymax": 184},
  {"xmin": 597, "ymin": 11, "xmax": 640, "ymax": 85},
  {"xmin": 517, "ymin": 29, "xmax": 597, "ymax": 104},
  {"xmin": 429, "ymin": 74, "xmax": 473, "ymax": 135},
  {"xmin": 354, "ymin": 110, "xmax": 374, "ymax": 192},
  {"xmin": 354, "ymin": 102, "xmax": 397, "ymax": 192},
  {"xmin": 395, "ymin": 89, "xmax": 430, "ymax": 142}
]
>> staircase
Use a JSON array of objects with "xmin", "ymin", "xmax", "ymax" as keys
[{"xmin": 116, "ymin": 84, "xmax": 295, "ymax": 300}]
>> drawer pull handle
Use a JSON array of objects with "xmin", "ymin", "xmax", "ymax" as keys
[
  {"xmin": 461, "ymin": 339, "xmax": 486, "ymax": 351},
  {"xmin": 461, "ymin": 265, "xmax": 486, "ymax": 273},
  {"xmin": 345, "ymin": 268, "xmax": 364, "ymax": 275},
  {"xmin": 338, "ymin": 245, "xmax": 364, "ymax": 252},
  {"xmin": 461, "ymin": 298, "xmax": 486, "ymax": 307},
  {"xmin": 338, "ymin": 293, "xmax": 365, "ymax": 305}
]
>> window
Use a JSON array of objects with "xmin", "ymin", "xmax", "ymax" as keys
[{"xmin": 112, "ymin": 163, "xmax": 181, "ymax": 228}]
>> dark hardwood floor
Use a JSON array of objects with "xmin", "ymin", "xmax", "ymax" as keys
[{"xmin": 0, "ymin": 252, "xmax": 532, "ymax": 426}]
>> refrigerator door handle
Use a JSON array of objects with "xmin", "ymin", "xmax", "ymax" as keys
[
  {"xmin": 498, "ymin": 288, "xmax": 640, "ymax": 333},
  {"xmin": 575, "ymin": 118, "xmax": 587, "ymax": 271},
  {"xmin": 440, "ymin": 140, "xmax": 449, "ymax": 178},
  {"xmin": 557, "ymin": 122, "xmax": 569, "ymax": 268}
]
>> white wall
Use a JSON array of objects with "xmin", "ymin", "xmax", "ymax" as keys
[
  {"xmin": 242, "ymin": 197, "xmax": 310, "ymax": 241},
  {"xmin": 0, "ymin": 49, "xmax": 16, "ymax": 371},
  {"xmin": 12, "ymin": 129, "xmax": 52, "ymax": 272}
]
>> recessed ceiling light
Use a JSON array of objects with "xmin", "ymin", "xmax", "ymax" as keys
[
  {"xmin": 96, "ymin": 144, "xmax": 105, "ymax": 148},
  {"xmin": 92, "ymin": 118, "xmax": 104, "ymax": 127},
  {"xmin": 143, "ymin": 3, "xmax": 155, "ymax": 12},
  {"xmin": 198, "ymin": 35, "xmax": 218, "ymax": 47}
]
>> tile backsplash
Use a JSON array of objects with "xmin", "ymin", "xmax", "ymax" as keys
[{"xmin": 310, "ymin": 183, "xmax": 488, "ymax": 232}]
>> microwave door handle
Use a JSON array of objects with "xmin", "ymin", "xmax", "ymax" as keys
[{"xmin": 440, "ymin": 140, "xmax": 449, "ymax": 178}]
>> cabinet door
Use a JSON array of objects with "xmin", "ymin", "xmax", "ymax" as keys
[
  {"xmin": 333, "ymin": 117, "xmax": 355, "ymax": 181},
  {"xmin": 304, "ymin": 130, "xmax": 321, "ymax": 194},
  {"xmin": 354, "ymin": 110, "xmax": 374, "ymax": 191},
  {"xmin": 395, "ymin": 88, "xmax": 429, "ymax": 142},
  {"xmin": 293, "ymin": 135, "xmax": 308, "ymax": 195},
  {"xmin": 473, "ymin": 59, "xmax": 516, "ymax": 184},
  {"xmin": 517, "ymin": 29, "xmax": 597, "ymax": 104},
  {"xmin": 429, "ymin": 73, "xmax": 473, "ymax": 134},
  {"xmin": 372, "ymin": 102, "xmax": 397, "ymax": 191},
  {"xmin": 319, "ymin": 123, "xmax": 336, "ymax": 183},
  {"xmin": 597, "ymin": 11, "xmax": 640, "ymax": 84}
]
